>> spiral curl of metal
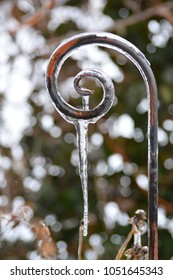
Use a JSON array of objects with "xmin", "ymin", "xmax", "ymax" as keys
[
  {"xmin": 46, "ymin": 32, "xmax": 158, "ymax": 259},
  {"xmin": 74, "ymin": 68, "xmax": 115, "ymax": 119}
]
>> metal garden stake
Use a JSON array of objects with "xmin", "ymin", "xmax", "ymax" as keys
[{"xmin": 46, "ymin": 32, "xmax": 158, "ymax": 260}]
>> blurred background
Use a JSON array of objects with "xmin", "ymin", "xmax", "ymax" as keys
[{"xmin": 0, "ymin": 0, "xmax": 173, "ymax": 260}]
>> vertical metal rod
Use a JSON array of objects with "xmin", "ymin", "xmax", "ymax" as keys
[{"xmin": 46, "ymin": 32, "xmax": 158, "ymax": 259}]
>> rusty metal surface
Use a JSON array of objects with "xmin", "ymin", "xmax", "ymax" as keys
[{"xmin": 46, "ymin": 32, "xmax": 158, "ymax": 259}]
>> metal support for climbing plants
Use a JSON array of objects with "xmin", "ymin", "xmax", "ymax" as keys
[{"xmin": 46, "ymin": 32, "xmax": 158, "ymax": 260}]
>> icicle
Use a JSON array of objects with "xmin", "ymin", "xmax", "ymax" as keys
[
  {"xmin": 75, "ymin": 119, "xmax": 89, "ymax": 236},
  {"xmin": 72, "ymin": 70, "xmax": 114, "ymax": 236},
  {"xmin": 47, "ymin": 64, "xmax": 114, "ymax": 237},
  {"xmin": 75, "ymin": 95, "xmax": 89, "ymax": 236}
]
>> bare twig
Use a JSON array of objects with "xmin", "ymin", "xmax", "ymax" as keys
[
  {"xmin": 78, "ymin": 220, "xmax": 84, "ymax": 260},
  {"xmin": 123, "ymin": 0, "xmax": 142, "ymax": 13},
  {"xmin": 115, "ymin": 227, "xmax": 135, "ymax": 260},
  {"xmin": 33, "ymin": 221, "xmax": 57, "ymax": 259},
  {"xmin": 115, "ymin": 210, "xmax": 147, "ymax": 260}
]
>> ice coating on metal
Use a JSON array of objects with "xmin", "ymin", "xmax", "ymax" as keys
[
  {"xmin": 46, "ymin": 32, "xmax": 158, "ymax": 259},
  {"xmin": 75, "ymin": 120, "xmax": 89, "ymax": 236},
  {"xmin": 73, "ymin": 68, "xmax": 115, "ymax": 236},
  {"xmin": 74, "ymin": 69, "xmax": 114, "ymax": 236}
]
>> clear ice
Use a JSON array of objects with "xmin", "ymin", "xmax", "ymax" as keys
[
  {"xmin": 74, "ymin": 95, "xmax": 89, "ymax": 236},
  {"xmin": 56, "ymin": 69, "xmax": 114, "ymax": 236},
  {"xmin": 75, "ymin": 119, "xmax": 89, "ymax": 236}
]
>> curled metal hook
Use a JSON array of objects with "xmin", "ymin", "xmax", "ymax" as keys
[
  {"xmin": 74, "ymin": 68, "xmax": 115, "ymax": 119},
  {"xmin": 74, "ymin": 70, "xmax": 94, "ymax": 97},
  {"xmin": 46, "ymin": 32, "xmax": 158, "ymax": 259},
  {"xmin": 48, "ymin": 66, "xmax": 115, "ymax": 123}
]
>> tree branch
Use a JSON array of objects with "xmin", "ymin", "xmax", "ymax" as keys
[
  {"xmin": 108, "ymin": 1, "xmax": 173, "ymax": 32},
  {"xmin": 10, "ymin": 0, "xmax": 56, "ymax": 34}
]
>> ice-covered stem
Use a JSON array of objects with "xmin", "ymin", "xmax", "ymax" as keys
[
  {"xmin": 128, "ymin": 209, "xmax": 147, "ymax": 247},
  {"xmin": 78, "ymin": 219, "xmax": 84, "ymax": 260},
  {"xmin": 115, "ymin": 209, "xmax": 147, "ymax": 260}
]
